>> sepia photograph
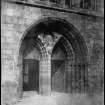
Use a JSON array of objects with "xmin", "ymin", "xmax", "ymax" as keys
[{"xmin": 1, "ymin": 0, "xmax": 104, "ymax": 105}]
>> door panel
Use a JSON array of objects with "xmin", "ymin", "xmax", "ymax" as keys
[
  {"xmin": 51, "ymin": 60, "xmax": 65, "ymax": 92},
  {"xmin": 23, "ymin": 59, "xmax": 39, "ymax": 92}
]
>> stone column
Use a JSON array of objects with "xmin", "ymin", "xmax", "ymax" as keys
[
  {"xmin": 40, "ymin": 53, "xmax": 51, "ymax": 95},
  {"xmin": 39, "ymin": 35, "xmax": 53, "ymax": 95},
  {"xmin": 39, "ymin": 33, "xmax": 61, "ymax": 95},
  {"xmin": 46, "ymin": 52, "xmax": 52, "ymax": 95}
]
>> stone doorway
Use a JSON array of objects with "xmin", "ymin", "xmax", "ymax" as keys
[
  {"xmin": 18, "ymin": 17, "xmax": 88, "ymax": 98},
  {"xmin": 21, "ymin": 43, "xmax": 41, "ymax": 97}
]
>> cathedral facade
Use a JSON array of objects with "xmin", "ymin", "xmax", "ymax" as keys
[{"xmin": 1, "ymin": 0, "xmax": 104, "ymax": 105}]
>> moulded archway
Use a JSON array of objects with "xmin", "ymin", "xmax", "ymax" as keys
[
  {"xmin": 18, "ymin": 37, "xmax": 47, "ymax": 97},
  {"xmin": 19, "ymin": 17, "xmax": 88, "ymax": 63},
  {"xmin": 18, "ymin": 17, "xmax": 88, "ymax": 98},
  {"xmin": 50, "ymin": 34, "xmax": 75, "ymax": 93}
]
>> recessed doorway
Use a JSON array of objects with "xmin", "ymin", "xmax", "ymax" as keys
[{"xmin": 51, "ymin": 46, "xmax": 66, "ymax": 93}]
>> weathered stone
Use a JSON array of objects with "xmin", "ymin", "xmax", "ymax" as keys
[
  {"xmin": 1, "ymin": 0, "xmax": 104, "ymax": 105},
  {"xmin": 1, "ymin": 81, "xmax": 18, "ymax": 105}
]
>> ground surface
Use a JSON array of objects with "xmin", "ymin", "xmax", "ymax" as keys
[{"xmin": 15, "ymin": 92, "xmax": 104, "ymax": 105}]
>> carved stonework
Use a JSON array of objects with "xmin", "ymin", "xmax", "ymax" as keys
[
  {"xmin": 38, "ymin": 33, "xmax": 61, "ymax": 54},
  {"xmin": 44, "ymin": 35, "xmax": 53, "ymax": 48},
  {"xmin": 53, "ymin": 32, "xmax": 61, "ymax": 43}
]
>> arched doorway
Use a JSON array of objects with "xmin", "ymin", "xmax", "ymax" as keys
[
  {"xmin": 19, "ymin": 37, "xmax": 47, "ymax": 97},
  {"xmin": 23, "ymin": 47, "xmax": 40, "ymax": 92},
  {"xmin": 51, "ymin": 34, "xmax": 75, "ymax": 93},
  {"xmin": 18, "ymin": 17, "xmax": 88, "ymax": 98},
  {"xmin": 51, "ymin": 41, "xmax": 66, "ymax": 93}
]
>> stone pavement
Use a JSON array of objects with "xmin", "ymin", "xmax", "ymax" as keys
[
  {"xmin": 15, "ymin": 92, "xmax": 104, "ymax": 105},
  {"xmin": 16, "ymin": 92, "xmax": 72, "ymax": 105}
]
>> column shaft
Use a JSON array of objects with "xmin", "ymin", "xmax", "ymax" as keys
[{"xmin": 39, "ymin": 54, "xmax": 51, "ymax": 95}]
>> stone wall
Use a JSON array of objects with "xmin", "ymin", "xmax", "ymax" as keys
[
  {"xmin": 1, "ymin": 1, "xmax": 42, "ymax": 104},
  {"xmin": 1, "ymin": 0, "xmax": 104, "ymax": 104}
]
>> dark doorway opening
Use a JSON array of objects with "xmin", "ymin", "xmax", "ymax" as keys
[{"xmin": 23, "ymin": 59, "xmax": 39, "ymax": 92}]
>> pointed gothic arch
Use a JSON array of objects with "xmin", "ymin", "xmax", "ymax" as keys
[{"xmin": 18, "ymin": 17, "xmax": 88, "ymax": 98}]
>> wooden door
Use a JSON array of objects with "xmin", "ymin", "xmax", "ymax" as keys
[
  {"xmin": 51, "ymin": 60, "xmax": 65, "ymax": 92},
  {"xmin": 23, "ymin": 59, "xmax": 39, "ymax": 92}
]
